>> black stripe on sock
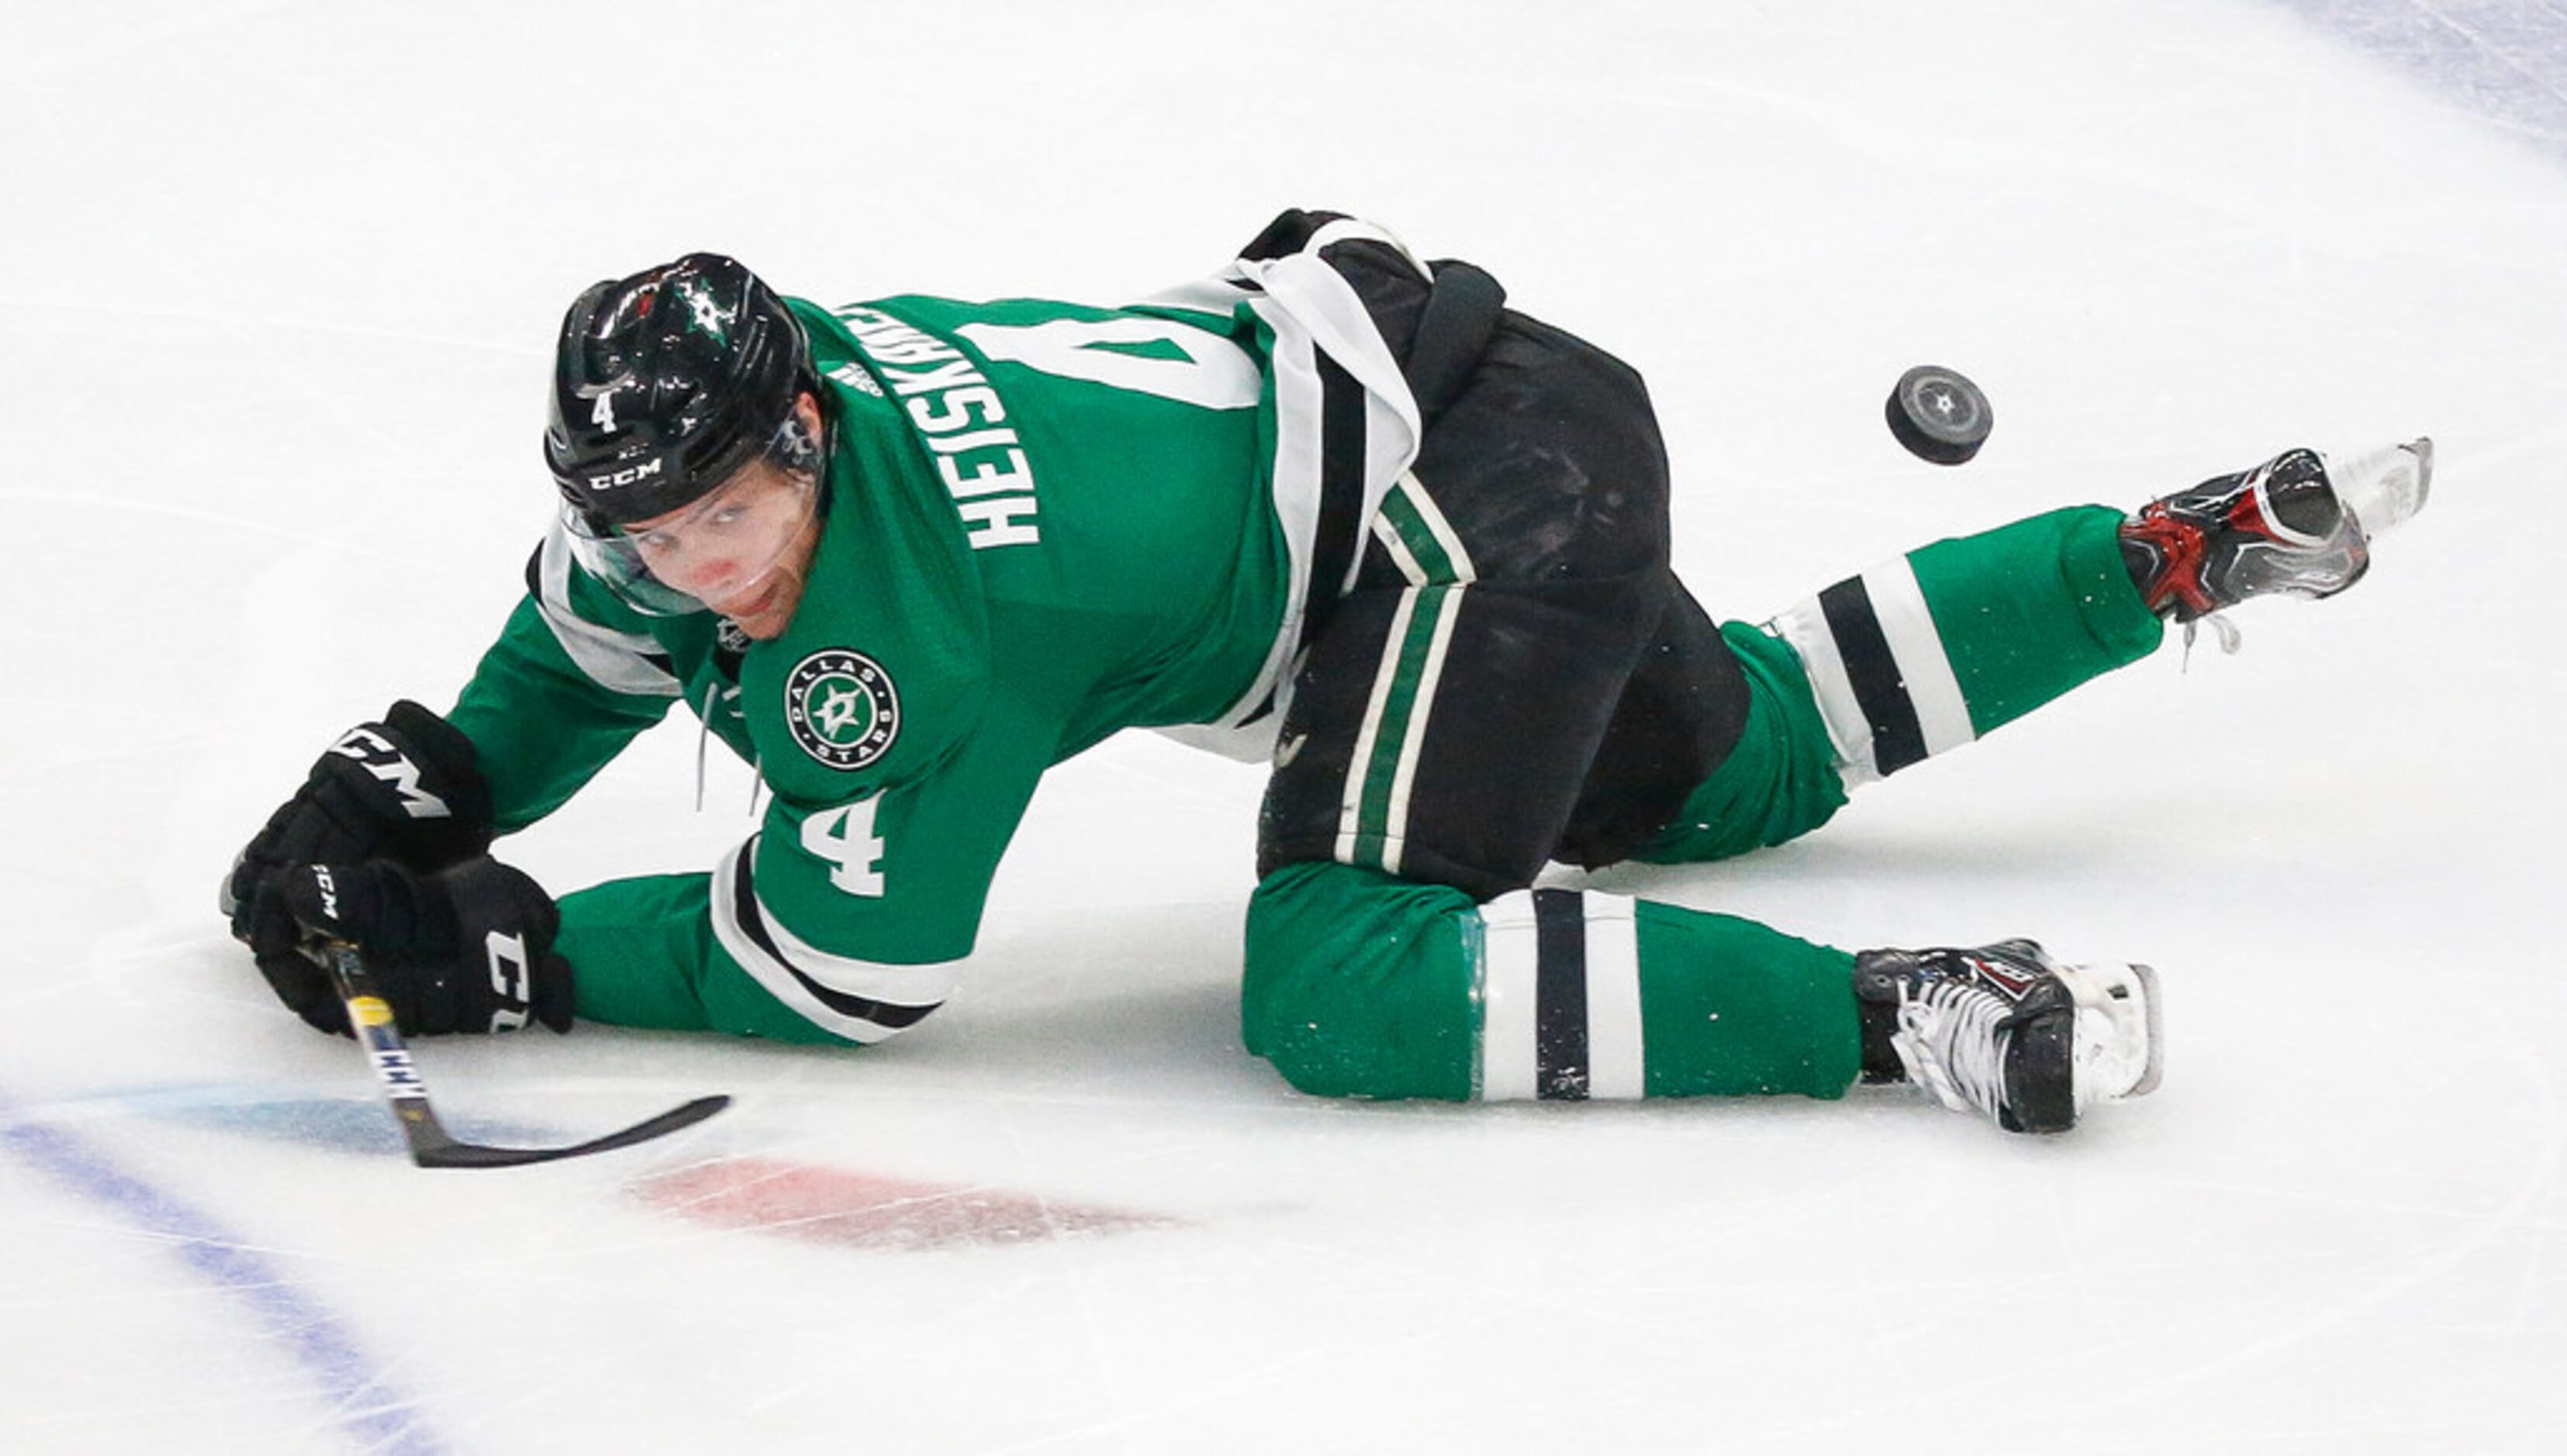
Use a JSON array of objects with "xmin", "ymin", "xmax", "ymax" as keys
[
  {"xmin": 1533, "ymin": 888, "xmax": 1590, "ymax": 1100},
  {"xmin": 1818, "ymin": 576, "xmax": 1928, "ymax": 775}
]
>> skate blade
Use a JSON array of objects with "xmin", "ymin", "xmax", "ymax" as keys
[
  {"xmin": 2330, "ymin": 436, "xmax": 2432, "ymax": 539},
  {"xmin": 2064, "ymin": 960, "xmax": 2165, "ymax": 1104},
  {"xmin": 2123, "ymin": 962, "xmax": 2165, "ymax": 1099}
]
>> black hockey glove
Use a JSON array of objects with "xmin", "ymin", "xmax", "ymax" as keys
[
  {"xmin": 225, "ymin": 701, "xmax": 495, "ymax": 995},
  {"xmin": 270, "ymin": 857, "xmax": 575, "ymax": 1037}
]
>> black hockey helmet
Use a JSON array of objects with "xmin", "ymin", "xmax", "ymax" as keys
[{"xmin": 544, "ymin": 253, "xmax": 819, "ymax": 526}]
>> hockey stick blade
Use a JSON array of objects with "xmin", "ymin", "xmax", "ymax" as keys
[
  {"xmin": 325, "ymin": 941, "xmax": 730, "ymax": 1170},
  {"xmin": 405, "ymin": 1094, "xmax": 731, "ymax": 1168}
]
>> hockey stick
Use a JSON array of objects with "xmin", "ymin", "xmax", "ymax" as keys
[{"xmin": 323, "ymin": 941, "xmax": 729, "ymax": 1168}]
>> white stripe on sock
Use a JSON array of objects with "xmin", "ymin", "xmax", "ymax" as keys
[
  {"xmin": 1583, "ymin": 894, "xmax": 1646, "ymax": 1100},
  {"xmin": 1478, "ymin": 891, "xmax": 1541, "ymax": 1101},
  {"xmin": 1862, "ymin": 559, "xmax": 1976, "ymax": 759},
  {"xmin": 1764, "ymin": 603, "xmax": 1879, "ymax": 784}
]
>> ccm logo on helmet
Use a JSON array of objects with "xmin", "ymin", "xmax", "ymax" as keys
[{"xmin": 587, "ymin": 457, "xmax": 666, "ymax": 491}]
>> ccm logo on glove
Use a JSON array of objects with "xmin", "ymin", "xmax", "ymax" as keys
[
  {"xmin": 272, "ymin": 857, "xmax": 575, "ymax": 1038},
  {"xmin": 485, "ymin": 930, "xmax": 531, "ymax": 1033},
  {"xmin": 328, "ymin": 726, "xmax": 454, "ymax": 819}
]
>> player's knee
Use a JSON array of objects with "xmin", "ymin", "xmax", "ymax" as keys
[
  {"xmin": 1242, "ymin": 862, "xmax": 1481, "ymax": 1101},
  {"xmin": 1629, "ymin": 622, "xmax": 1854, "ymax": 865}
]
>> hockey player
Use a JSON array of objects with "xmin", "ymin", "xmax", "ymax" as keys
[{"xmin": 223, "ymin": 210, "xmax": 2430, "ymax": 1134}]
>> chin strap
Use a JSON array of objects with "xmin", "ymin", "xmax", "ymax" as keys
[
  {"xmin": 694, "ymin": 682, "xmax": 717, "ymax": 813},
  {"xmin": 689, "ymin": 676, "xmax": 765, "ymax": 820}
]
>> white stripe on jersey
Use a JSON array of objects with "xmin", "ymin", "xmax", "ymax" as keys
[
  {"xmin": 535, "ymin": 523, "xmax": 682, "ymax": 699},
  {"xmin": 708, "ymin": 837, "xmax": 961, "ymax": 1044},
  {"xmin": 1148, "ymin": 221, "xmax": 1426, "ymax": 765}
]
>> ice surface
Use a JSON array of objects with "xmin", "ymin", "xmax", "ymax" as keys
[{"xmin": 4, "ymin": 2, "xmax": 2565, "ymax": 1451}]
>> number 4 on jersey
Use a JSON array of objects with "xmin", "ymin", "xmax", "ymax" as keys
[
  {"xmin": 800, "ymin": 799, "xmax": 885, "ymax": 896},
  {"xmin": 956, "ymin": 318, "xmax": 1260, "ymax": 410}
]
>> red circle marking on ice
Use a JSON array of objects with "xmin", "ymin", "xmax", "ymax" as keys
[{"xmin": 631, "ymin": 1157, "xmax": 1176, "ymax": 1251}]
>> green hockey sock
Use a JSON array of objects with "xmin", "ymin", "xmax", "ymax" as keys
[
  {"xmin": 1765, "ymin": 504, "xmax": 2163, "ymax": 785},
  {"xmin": 1243, "ymin": 862, "xmax": 1861, "ymax": 1102}
]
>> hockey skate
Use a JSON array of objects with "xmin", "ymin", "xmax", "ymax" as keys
[
  {"xmin": 1853, "ymin": 940, "xmax": 2162, "ymax": 1134},
  {"xmin": 2121, "ymin": 438, "xmax": 2433, "ymax": 626}
]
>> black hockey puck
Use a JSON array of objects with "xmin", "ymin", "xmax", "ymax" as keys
[{"xmin": 1886, "ymin": 364, "xmax": 1992, "ymax": 465}]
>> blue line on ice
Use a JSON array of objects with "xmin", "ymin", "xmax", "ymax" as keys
[{"xmin": 0, "ymin": 1092, "xmax": 448, "ymax": 1455}]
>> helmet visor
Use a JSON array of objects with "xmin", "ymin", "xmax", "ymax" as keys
[{"xmin": 563, "ymin": 427, "xmax": 821, "ymax": 619}]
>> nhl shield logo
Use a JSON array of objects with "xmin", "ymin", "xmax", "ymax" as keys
[{"xmin": 784, "ymin": 649, "xmax": 900, "ymax": 770}]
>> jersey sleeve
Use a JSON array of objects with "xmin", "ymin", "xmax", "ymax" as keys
[
  {"xmin": 445, "ymin": 523, "xmax": 686, "ymax": 833},
  {"xmin": 552, "ymin": 693, "xmax": 1055, "ymax": 1046}
]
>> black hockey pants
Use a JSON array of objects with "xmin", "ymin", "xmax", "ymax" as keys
[{"xmin": 1254, "ymin": 243, "xmax": 1752, "ymax": 899}]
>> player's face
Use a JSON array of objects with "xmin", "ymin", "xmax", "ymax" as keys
[{"xmin": 624, "ymin": 396, "xmax": 824, "ymax": 639}]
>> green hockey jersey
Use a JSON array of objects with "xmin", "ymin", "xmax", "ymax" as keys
[{"xmin": 448, "ymin": 219, "xmax": 1432, "ymax": 1043}]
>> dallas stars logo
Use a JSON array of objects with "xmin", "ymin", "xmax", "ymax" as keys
[{"xmin": 783, "ymin": 649, "xmax": 900, "ymax": 770}]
